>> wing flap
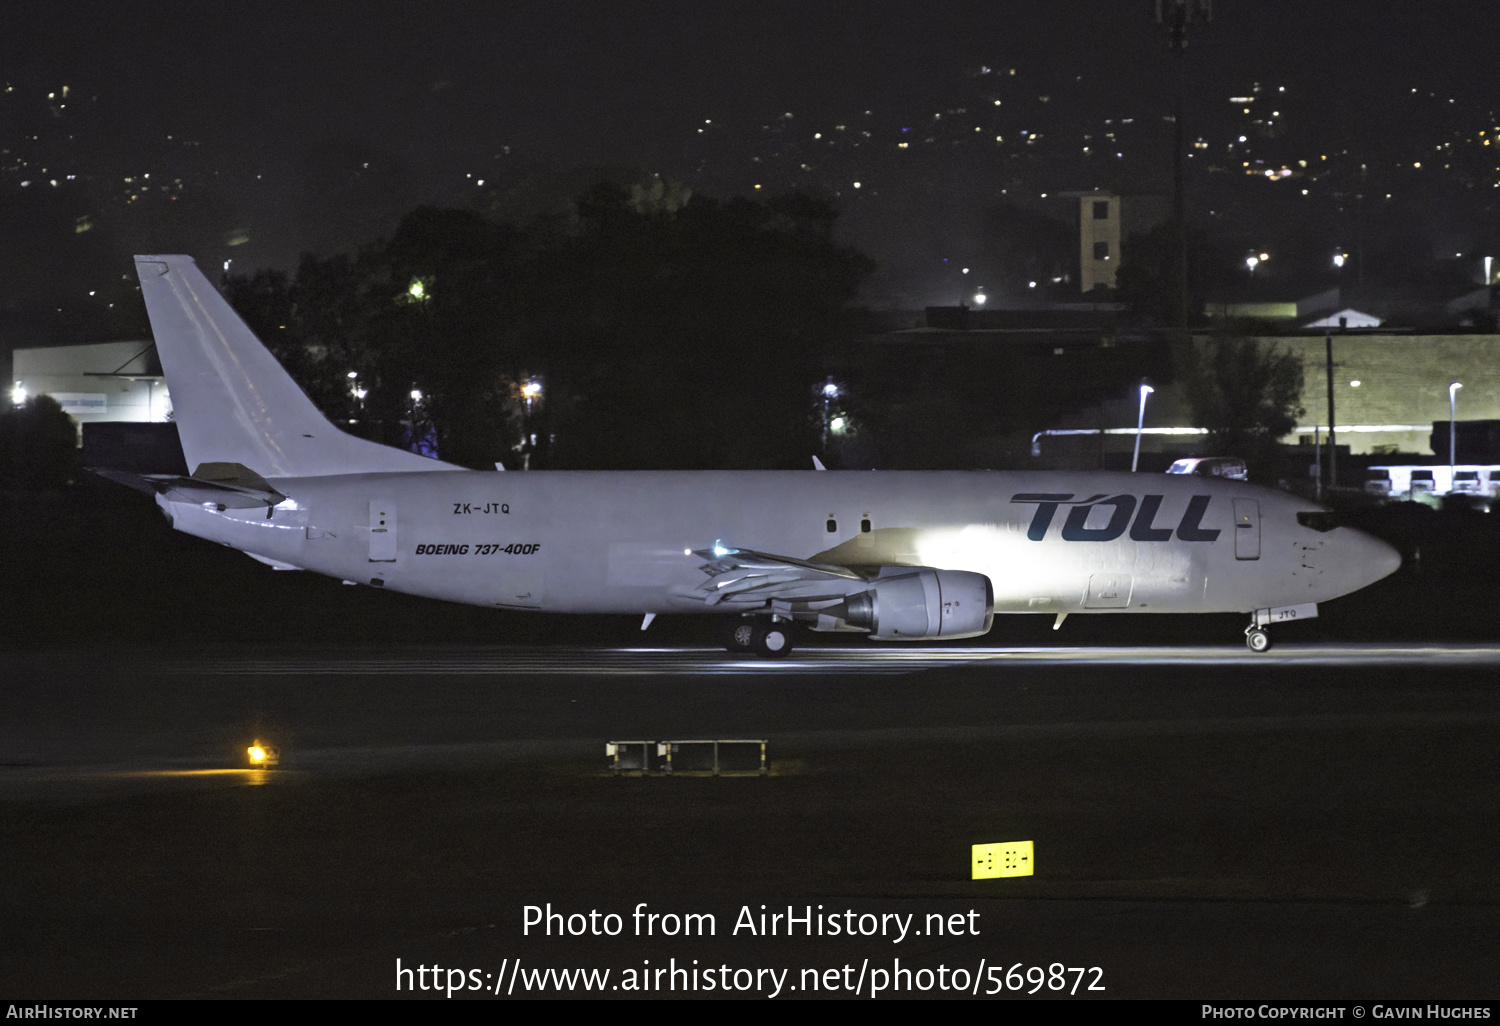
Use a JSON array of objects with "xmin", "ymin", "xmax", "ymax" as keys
[{"xmin": 688, "ymin": 545, "xmax": 872, "ymax": 607}]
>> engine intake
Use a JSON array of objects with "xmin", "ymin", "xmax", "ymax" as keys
[{"xmin": 838, "ymin": 569, "xmax": 994, "ymax": 640}]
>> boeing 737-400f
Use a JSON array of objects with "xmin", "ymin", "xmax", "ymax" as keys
[{"xmin": 102, "ymin": 255, "xmax": 1400, "ymax": 656}]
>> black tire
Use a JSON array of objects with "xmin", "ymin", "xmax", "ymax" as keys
[
  {"xmin": 723, "ymin": 619, "xmax": 757, "ymax": 653},
  {"xmin": 752, "ymin": 621, "xmax": 795, "ymax": 659},
  {"xmin": 1246, "ymin": 628, "xmax": 1272, "ymax": 653}
]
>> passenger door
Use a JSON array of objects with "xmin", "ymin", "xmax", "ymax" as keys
[{"xmin": 1232, "ymin": 499, "xmax": 1260, "ymax": 560}]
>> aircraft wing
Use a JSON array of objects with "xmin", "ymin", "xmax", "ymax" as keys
[{"xmin": 685, "ymin": 545, "xmax": 873, "ymax": 606}]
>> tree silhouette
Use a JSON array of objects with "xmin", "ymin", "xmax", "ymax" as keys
[
  {"xmin": 226, "ymin": 186, "xmax": 875, "ymax": 470},
  {"xmin": 0, "ymin": 395, "xmax": 78, "ymax": 490},
  {"xmin": 1185, "ymin": 335, "xmax": 1304, "ymax": 473}
]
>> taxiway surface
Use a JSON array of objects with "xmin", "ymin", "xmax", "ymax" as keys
[{"xmin": 2, "ymin": 643, "xmax": 1497, "ymax": 999}]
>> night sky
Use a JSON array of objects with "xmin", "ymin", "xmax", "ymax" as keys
[{"xmin": 4, "ymin": 2, "xmax": 1499, "ymax": 311}]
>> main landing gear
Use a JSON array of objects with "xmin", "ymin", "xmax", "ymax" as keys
[
  {"xmin": 723, "ymin": 618, "xmax": 795, "ymax": 658},
  {"xmin": 1244, "ymin": 621, "xmax": 1273, "ymax": 653}
]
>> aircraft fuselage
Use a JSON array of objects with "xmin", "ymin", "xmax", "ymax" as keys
[{"xmin": 160, "ymin": 469, "xmax": 1399, "ymax": 623}]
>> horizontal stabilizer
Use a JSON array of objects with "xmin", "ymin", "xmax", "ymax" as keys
[{"xmin": 91, "ymin": 468, "xmax": 286, "ymax": 509}]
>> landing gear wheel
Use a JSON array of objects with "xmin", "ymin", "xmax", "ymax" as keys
[
  {"xmin": 723, "ymin": 619, "xmax": 757, "ymax": 653},
  {"xmin": 752, "ymin": 621, "xmax": 795, "ymax": 659},
  {"xmin": 1245, "ymin": 627, "xmax": 1272, "ymax": 653}
]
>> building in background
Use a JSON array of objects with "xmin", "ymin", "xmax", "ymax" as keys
[
  {"xmin": 1074, "ymin": 192, "xmax": 1121, "ymax": 293},
  {"xmin": 11, "ymin": 341, "xmax": 170, "ymax": 441}
]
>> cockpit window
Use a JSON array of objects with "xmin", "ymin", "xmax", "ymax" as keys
[{"xmin": 1297, "ymin": 511, "xmax": 1340, "ymax": 533}]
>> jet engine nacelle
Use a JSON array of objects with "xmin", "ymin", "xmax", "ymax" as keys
[{"xmin": 840, "ymin": 569, "xmax": 994, "ymax": 640}]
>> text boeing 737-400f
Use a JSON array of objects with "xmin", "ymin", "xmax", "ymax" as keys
[{"xmin": 101, "ymin": 255, "xmax": 1400, "ymax": 657}]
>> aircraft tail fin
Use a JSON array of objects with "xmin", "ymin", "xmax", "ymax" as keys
[{"xmin": 134, "ymin": 255, "xmax": 459, "ymax": 478}]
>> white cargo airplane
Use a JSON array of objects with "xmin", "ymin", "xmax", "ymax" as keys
[{"xmin": 107, "ymin": 255, "xmax": 1400, "ymax": 656}]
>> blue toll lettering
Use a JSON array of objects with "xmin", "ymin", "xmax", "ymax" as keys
[
  {"xmin": 1061, "ymin": 494, "xmax": 1136, "ymax": 542},
  {"xmin": 1129, "ymin": 494, "xmax": 1175, "ymax": 541},
  {"xmin": 1175, "ymin": 495, "xmax": 1221, "ymax": 542}
]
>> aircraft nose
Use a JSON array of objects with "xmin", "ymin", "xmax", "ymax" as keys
[{"xmin": 1352, "ymin": 528, "xmax": 1402, "ymax": 587}]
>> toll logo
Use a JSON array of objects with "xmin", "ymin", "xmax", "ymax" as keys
[{"xmin": 1010, "ymin": 493, "xmax": 1220, "ymax": 543}]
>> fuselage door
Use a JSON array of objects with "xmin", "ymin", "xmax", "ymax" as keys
[
  {"xmin": 369, "ymin": 499, "xmax": 397, "ymax": 562},
  {"xmin": 1232, "ymin": 499, "xmax": 1260, "ymax": 560},
  {"xmin": 1085, "ymin": 573, "xmax": 1132, "ymax": 608}
]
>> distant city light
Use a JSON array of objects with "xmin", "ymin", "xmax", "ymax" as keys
[
  {"xmin": 973, "ymin": 292, "xmax": 987, "ymax": 306},
  {"xmin": 1333, "ymin": 253, "xmax": 1347, "ymax": 268},
  {"xmin": 408, "ymin": 280, "xmax": 426, "ymax": 300},
  {"xmin": 410, "ymin": 389, "xmax": 422, "ymax": 401}
]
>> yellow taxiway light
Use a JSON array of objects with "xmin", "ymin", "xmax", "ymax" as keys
[
  {"xmin": 972, "ymin": 840, "xmax": 1034, "ymax": 879},
  {"xmin": 247, "ymin": 740, "xmax": 280, "ymax": 768}
]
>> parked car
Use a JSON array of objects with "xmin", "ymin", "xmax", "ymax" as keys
[{"xmin": 1166, "ymin": 457, "xmax": 1249, "ymax": 481}]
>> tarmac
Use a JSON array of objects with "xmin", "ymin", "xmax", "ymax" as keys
[{"xmin": 2, "ymin": 643, "xmax": 1497, "ymax": 998}]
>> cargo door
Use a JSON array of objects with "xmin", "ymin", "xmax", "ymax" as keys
[
  {"xmin": 1232, "ymin": 499, "xmax": 1260, "ymax": 560},
  {"xmin": 368, "ymin": 499, "xmax": 398, "ymax": 562}
]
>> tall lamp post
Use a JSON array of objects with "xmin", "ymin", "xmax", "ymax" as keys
[
  {"xmin": 521, "ymin": 378, "xmax": 542, "ymax": 470},
  {"xmin": 1155, "ymin": 0, "xmax": 1213, "ymax": 337},
  {"xmin": 1449, "ymin": 381, "xmax": 1463, "ymax": 490},
  {"xmin": 1133, "ymin": 383, "xmax": 1155, "ymax": 472},
  {"xmin": 821, "ymin": 378, "xmax": 839, "ymax": 454}
]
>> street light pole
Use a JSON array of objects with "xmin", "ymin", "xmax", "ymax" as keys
[
  {"xmin": 821, "ymin": 378, "xmax": 838, "ymax": 455},
  {"xmin": 1325, "ymin": 330, "xmax": 1337, "ymax": 490},
  {"xmin": 1449, "ymin": 381, "xmax": 1463, "ymax": 490},
  {"xmin": 1156, "ymin": 0, "xmax": 1212, "ymax": 338},
  {"xmin": 521, "ymin": 378, "xmax": 542, "ymax": 471},
  {"xmin": 1133, "ymin": 383, "xmax": 1155, "ymax": 472}
]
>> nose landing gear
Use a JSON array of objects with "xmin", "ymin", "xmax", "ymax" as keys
[{"xmin": 1245, "ymin": 623, "xmax": 1272, "ymax": 653}]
